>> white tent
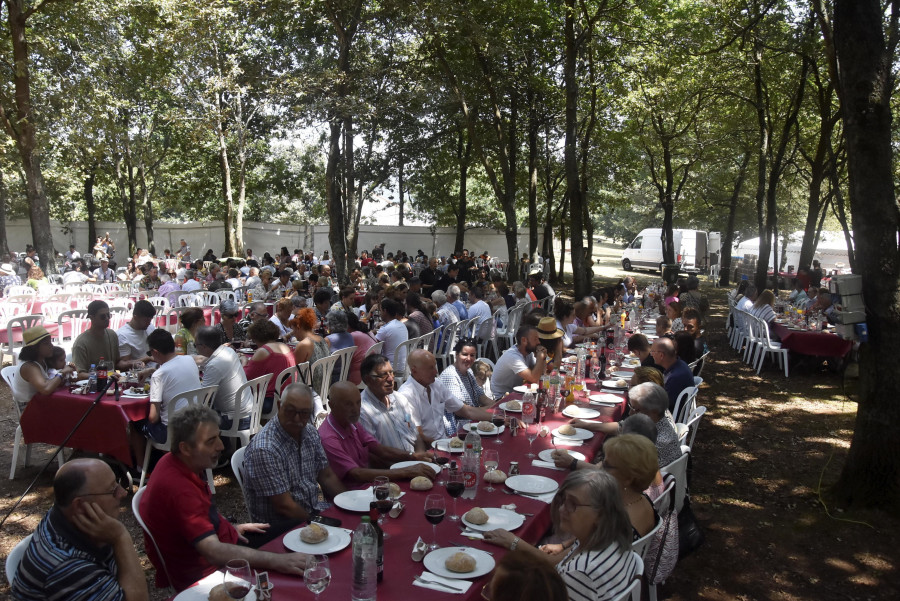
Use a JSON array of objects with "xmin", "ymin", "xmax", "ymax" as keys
[{"xmin": 734, "ymin": 230, "xmax": 853, "ymax": 272}]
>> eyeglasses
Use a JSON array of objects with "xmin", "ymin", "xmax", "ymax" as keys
[
  {"xmin": 76, "ymin": 482, "xmax": 123, "ymax": 499},
  {"xmin": 562, "ymin": 494, "xmax": 593, "ymax": 513},
  {"xmin": 370, "ymin": 370, "xmax": 394, "ymax": 380},
  {"xmin": 282, "ymin": 406, "xmax": 313, "ymax": 420}
]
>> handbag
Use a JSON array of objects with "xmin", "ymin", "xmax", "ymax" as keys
[{"xmin": 677, "ymin": 495, "xmax": 705, "ymax": 559}]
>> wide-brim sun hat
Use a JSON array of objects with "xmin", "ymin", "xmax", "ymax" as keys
[
  {"xmin": 536, "ymin": 317, "xmax": 564, "ymax": 340},
  {"xmin": 23, "ymin": 325, "xmax": 52, "ymax": 347},
  {"xmin": 0, "ymin": 263, "xmax": 15, "ymax": 275}
]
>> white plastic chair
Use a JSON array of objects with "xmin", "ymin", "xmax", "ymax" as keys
[
  {"xmin": 391, "ymin": 337, "xmax": 418, "ymax": 386},
  {"xmin": 57, "ymin": 309, "xmax": 89, "ymax": 350},
  {"xmin": 230, "ymin": 445, "xmax": 249, "ymax": 513},
  {"xmin": 663, "ymin": 446, "xmax": 691, "ymax": 513},
  {"xmin": 672, "ymin": 385, "xmax": 698, "ymax": 426},
  {"xmin": 132, "ymin": 487, "xmax": 174, "ymax": 591},
  {"xmin": 611, "ymin": 552, "xmax": 643, "ymax": 601},
  {"xmin": 178, "ymin": 293, "xmax": 202, "ymax": 308},
  {"xmin": 364, "ymin": 340, "xmax": 384, "ymax": 357},
  {"xmin": 754, "ymin": 319, "xmax": 789, "ymax": 377},
  {"xmin": 5, "ymin": 294, "xmax": 35, "ymax": 315},
  {"xmin": 216, "ymin": 290, "xmax": 237, "ymax": 304},
  {"xmin": 5, "ymin": 533, "xmax": 33, "ymax": 583},
  {"xmin": 265, "ymin": 363, "xmax": 311, "ymax": 422},
  {"xmin": 331, "ymin": 345, "xmax": 357, "ymax": 383},
  {"xmin": 45, "ymin": 292, "xmax": 71, "ymax": 305},
  {"xmin": 678, "ymin": 405, "xmax": 707, "ymax": 451},
  {"xmin": 146, "ymin": 296, "xmax": 170, "ymax": 312},
  {"xmin": 310, "ymin": 354, "xmax": 340, "ymax": 420},
  {"xmin": 6, "ymin": 315, "xmax": 43, "ymax": 365},
  {"xmin": 5, "ymin": 285, "xmax": 35, "ymax": 297},
  {"xmin": 69, "ymin": 292, "xmax": 94, "ymax": 309},
  {"xmin": 40, "ymin": 301, "xmax": 70, "ymax": 326},
  {"xmin": 138, "ymin": 386, "xmax": 219, "ymax": 490},
  {"xmin": 219, "ymin": 374, "xmax": 273, "ymax": 448},
  {"xmin": 631, "ymin": 513, "xmax": 663, "ymax": 560},
  {"xmin": 646, "ymin": 475, "xmax": 677, "ymax": 600},
  {"xmin": 195, "ymin": 291, "xmax": 220, "ymax": 307}
]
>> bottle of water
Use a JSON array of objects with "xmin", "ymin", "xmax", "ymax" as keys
[
  {"xmin": 590, "ymin": 350, "xmax": 601, "ymax": 381},
  {"xmin": 548, "ymin": 371, "xmax": 559, "ymax": 409},
  {"xmin": 575, "ymin": 348, "xmax": 586, "ymax": 386},
  {"xmin": 352, "ymin": 516, "xmax": 377, "ymax": 601},
  {"xmin": 88, "ymin": 364, "xmax": 97, "ymax": 393},
  {"xmin": 462, "ymin": 431, "xmax": 481, "ymax": 499}
]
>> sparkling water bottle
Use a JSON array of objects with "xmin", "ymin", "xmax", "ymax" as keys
[{"xmin": 351, "ymin": 517, "xmax": 377, "ymax": 600}]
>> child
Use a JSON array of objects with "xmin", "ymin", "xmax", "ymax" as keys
[
  {"xmin": 473, "ymin": 360, "xmax": 494, "ymax": 400},
  {"xmin": 46, "ymin": 346, "xmax": 68, "ymax": 379}
]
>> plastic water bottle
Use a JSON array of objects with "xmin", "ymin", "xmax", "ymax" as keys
[
  {"xmin": 590, "ymin": 350, "xmax": 601, "ymax": 381},
  {"xmin": 88, "ymin": 364, "xmax": 97, "ymax": 393},
  {"xmin": 462, "ymin": 430, "xmax": 481, "ymax": 499},
  {"xmin": 575, "ymin": 348, "xmax": 586, "ymax": 385},
  {"xmin": 352, "ymin": 516, "xmax": 377, "ymax": 601}
]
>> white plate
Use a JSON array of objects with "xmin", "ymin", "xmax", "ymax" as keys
[
  {"xmin": 602, "ymin": 380, "xmax": 628, "ymax": 389},
  {"xmin": 505, "ymin": 474, "xmax": 559, "ymax": 495},
  {"xmin": 432, "ymin": 438, "xmax": 465, "ymax": 453},
  {"xmin": 498, "ymin": 401, "xmax": 522, "ymax": 412},
  {"xmin": 122, "ymin": 389, "xmax": 149, "ymax": 397},
  {"xmin": 538, "ymin": 448, "xmax": 586, "ymax": 463},
  {"xmin": 391, "ymin": 460, "xmax": 441, "ymax": 474},
  {"xmin": 333, "ymin": 489, "xmax": 377, "ymax": 512},
  {"xmin": 561, "ymin": 356, "xmax": 576, "ymax": 363},
  {"xmin": 461, "ymin": 507, "xmax": 525, "ymax": 532},
  {"xmin": 513, "ymin": 385, "xmax": 539, "ymax": 394},
  {"xmin": 463, "ymin": 423, "xmax": 505, "ymax": 436},
  {"xmin": 423, "ymin": 547, "xmax": 496, "ymax": 579},
  {"xmin": 562, "ymin": 406, "xmax": 601, "ymax": 419},
  {"xmin": 282, "ymin": 523, "xmax": 352, "ymax": 554},
  {"xmin": 610, "ymin": 370, "xmax": 634, "ymax": 379},
  {"xmin": 551, "ymin": 427, "xmax": 594, "ymax": 441},
  {"xmin": 623, "ymin": 359, "xmax": 641, "ymax": 367},
  {"xmin": 589, "ymin": 393, "xmax": 623, "ymax": 406},
  {"xmin": 173, "ymin": 571, "xmax": 258, "ymax": 601}
]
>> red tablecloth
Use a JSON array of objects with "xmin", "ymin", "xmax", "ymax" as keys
[
  {"xmin": 21, "ymin": 389, "xmax": 149, "ymax": 465},
  {"xmin": 771, "ymin": 323, "xmax": 852, "ymax": 357},
  {"xmin": 154, "ymin": 307, "xmax": 216, "ymax": 328},
  {"xmin": 0, "ymin": 322, "xmax": 60, "ymax": 344},
  {"xmin": 252, "ymin": 388, "xmax": 625, "ymax": 601}
]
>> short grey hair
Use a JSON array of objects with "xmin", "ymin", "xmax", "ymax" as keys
[
  {"xmin": 550, "ymin": 470, "xmax": 631, "ymax": 552},
  {"xmin": 250, "ymin": 301, "xmax": 266, "ymax": 313},
  {"xmin": 629, "ymin": 382, "xmax": 669, "ymax": 417},
  {"xmin": 620, "ymin": 413, "xmax": 658, "ymax": 442},
  {"xmin": 170, "ymin": 405, "xmax": 220, "ymax": 454},
  {"xmin": 447, "ymin": 285, "xmax": 460, "ymax": 300},
  {"xmin": 326, "ymin": 310, "xmax": 349, "ymax": 333},
  {"xmin": 512, "ymin": 281, "xmax": 527, "ymax": 298},
  {"xmin": 431, "ymin": 290, "xmax": 447, "ymax": 305}
]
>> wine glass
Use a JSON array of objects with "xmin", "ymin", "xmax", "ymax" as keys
[
  {"xmin": 223, "ymin": 559, "xmax": 253, "ymax": 600},
  {"xmin": 304, "ymin": 554, "xmax": 331, "ymax": 600},
  {"xmin": 483, "ymin": 449, "xmax": 499, "ymax": 492},
  {"xmin": 433, "ymin": 442, "xmax": 450, "ymax": 485},
  {"xmin": 424, "ymin": 494, "xmax": 445, "ymax": 552},
  {"xmin": 446, "ymin": 469, "xmax": 464, "ymax": 521},
  {"xmin": 525, "ymin": 422, "xmax": 538, "ymax": 458},
  {"xmin": 373, "ymin": 476, "xmax": 391, "ymax": 533},
  {"xmin": 492, "ymin": 408, "xmax": 506, "ymax": 445}
]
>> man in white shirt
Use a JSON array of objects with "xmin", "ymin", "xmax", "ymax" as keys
[
  {"xmin": 181, "ymin": 269, "xmax": 202, "ymax": 292},
  {"xmin": 62, "ymin": 263, "xmax": 92, "ymax": 286},
  {"xmin": 130, "ymin": 329, "xmax": 200, "ymax": 468},
  {"xmin": 466, "ymin": 285, "xmax": 493, "ymax": 327},
  {"xmin": 225, "ymin": 268, "xmax": 243, "ymax": 291},
  {"xmin": 93, "ymin": 258, "xmax": 116, "ymax": 283},
  {"xmin": 358, "ymin": 354, "xmax": 426, "ymax": 453},
  {"xmin": 194, "ymin": 326, "xmax": 251, "ymax": 430},
  {"xmin": 395, "ymin": 349, "xmax": 493, "ymax": 443},
  {"xmin": 244, "ymin": 267, "xmax": 261, "ymax": 290},
  {"xmin": 491, "ymin": 325, "xmax": 548, "ymax": 398},
  {"xmin": 177, "ymin": 239, "xmax": 191, "ymax": 263},
  {"xmin": 116, "ymin": 300, "xmax": 156, "ymax": 370},
  {"xmin": 375, "ymin": 298, "xmax": 409, "ymax": 373},
  {"xmin": 64, "ymin": 244, "xmax": 80, "ymax": 264}
]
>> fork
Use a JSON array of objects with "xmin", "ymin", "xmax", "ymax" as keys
[{"xmin": 414, "ymin": 575, "xmax": 465, "ymax": 592}]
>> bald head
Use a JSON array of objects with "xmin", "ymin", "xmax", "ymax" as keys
[
  {"xmin": 328, "ymin": 381, "xmax": 362, "ymax": 426},
  {"xmin": 650, "ymin": 336, "xmax": 677, "ymax": 369},
  {"xmin": 54, "ymin": 458, "xmax": 106, "ymax": 506},
  {"xmin": 408, "ymin": 349, "xmax": 438, "ymax": 387}
]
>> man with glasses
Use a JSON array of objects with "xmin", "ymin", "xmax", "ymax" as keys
[
  {"xmin": 359, "ymin": 354, "xmax": 428, "ymax": 452},
  {"xmin": 73, "ymin": 300, "xmax": 121, "ymax": 379},
  {"xmin": 11, "ymin": 458, "xmax": 147, "ymax": 601},
  {"xmin": 243, "ymin": 383, "xmax": 346, "ymax": 523},
  {"xmin": 651, "ymin": 336, "xmax": 694, "ymax": 412},
  {"xmin": 239, "ymin": 301, "xmax": 269, "ymax": 331}
]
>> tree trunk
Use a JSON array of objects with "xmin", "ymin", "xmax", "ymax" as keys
[
  {"xmin": 558, "ymin": 197, "xmax": 567, "ymax": 284},
  {"xmin": 831, "ymin": 0, "xmax": 900, "ymax": 509},
  {"xmin": 0, "ymin": 1, "xmax": 55, "ymax": 273},
  {"xmin": 563, "ymin": 0, "xmax": 587, "ymax": 296},
  {"xmin": 139, "ymin": 164, "xmax": 155, "ymax": 255},
  {"xmin": 454, "ymin": 127, "xmax": 471, "ymax": 254},
  {"xmin": 527, "ymin": 87, "xmax": 539, "ymax": 259},
  {"xmin": 753, "ymin": 41, "xmax": 771, "ymax": 291},
  {"xmin": 397, "ymin": 158, "xmax": 404, "ymax": 227},
  {"xmin": 216, "ymin": 105, "xmax": 237, "ymax": 258},
  {"xmin": 0, "ymin": 168, "xmax": 9, "ymax": 256},
  {"xmin": 325, "ymin": 119, "xmax": 345, "ymax": 283},
  {"xmin": 85, "ymin": 169, "xmax": 97, "ymax": 248},
  {"xmin": 719, "ymin": 153, "xmax": 750, "ymax": 287}
]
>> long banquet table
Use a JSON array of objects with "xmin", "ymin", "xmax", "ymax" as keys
[
  {"xmin": 239, "ymin": 387, "xmax": 626, "ymax": 601},
  {"xmin": 770, "ymin": 322, "xmax": 852, "ymax": 358}
]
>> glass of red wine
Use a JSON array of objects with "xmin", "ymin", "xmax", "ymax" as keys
[
  {"xmin": 433, "ymin": 445, "xmax": 450, "ymax": 486},
  {"xmin": 446, "ymin": 469, "xmax": 464, "ymax": 521},
  {"xmin": 492, "ymin": 408, "xmax": 506, "ymax": 445},
  {"xmin": 223, "ymin": 559, "xmax": 253, "ymax": 600},
  {"xmin": 424, "ymin": 494, "xmax": 445, "ymax": 552},
  {"xmin": 373, "ymin": 476, "xmax": 392, "ymax": 535}
]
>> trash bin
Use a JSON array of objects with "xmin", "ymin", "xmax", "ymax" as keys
[{"xmin": 662, "ymin": 264, "xmax": 680, "ymax": 284}]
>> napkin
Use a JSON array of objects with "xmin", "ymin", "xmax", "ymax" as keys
[
  {"xmin": 532, "ymin": 459, "xmax": 564, "ymax": 471},
  {"xmin": 552, "ymin": 438, "xmax": 584, "ymax": 447},
  {"xmin": 413, "ymin": 571, "xmax": 473, "ymax": 594},
  {"xmin": 460, "ymin": 528, "xmax": 486, "ymax": 540}
]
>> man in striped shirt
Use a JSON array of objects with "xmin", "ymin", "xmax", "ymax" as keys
[{"xmin": 11, "ymin": 458, "xmax": 147, "ymax": 601}]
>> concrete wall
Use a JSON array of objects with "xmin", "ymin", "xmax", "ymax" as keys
[{"xmin": 4, "ymin": 220, "xmax": 540, "ymax": 262}]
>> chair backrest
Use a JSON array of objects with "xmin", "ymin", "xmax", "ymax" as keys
[
  {"xmin": 132, "ymin": 487, "xmax": 174, "ymax": 588},
  {"xmin": 310, "ymin": 354, "xmax": 341, "ymax": 409},
  {"xmin": 46, "ymin": 293, "xmax": 71, "ymax": 305},
  {"xmin": 5, "ymin": 533, "xmax": 33, "ymax": 584},
  {"xmin": 36, "ymin": 283, "xmax": 62, "ymax": 298},
  {"xmin": 165, "ymin": 306, "xmax": 194, "ymax": 333},
  {"xmin": 663, "ymin": 447, "xmax": 691, "ymax": 513},
  {"xmin": 40, "ymin": 301, "xmax": 70, "ymax": 324},
  {"xmin": 331, "ymin": 345, "xmax": 357, "ymax": 382},
  {"xmin": 70, "ymin": 292, "xmax": 94, "ymax": 309},
  {"xmin": 108, "ymin": 297, "xmax": 135, "ymax": 312},
  {"xmin": 223, "ymin": 373, "xmax": 274, "ymax": 439},
  {"xmin": 693, "ymin": 350, "xmax": 710, "ymax": 377},
  {"xmin": 476, "ymin": 313, "xmax": 495, "ymax": 341},
  {"xmin": 195, "ymin": 291, "xmax": 220, "ymax": 307},
  {"xmin": 365, "ymin": 340, "xmax": 384, "ymax": 357},
  {"xmin": 392, "ymin": 337, "xmax": 418, "ymax": 383},
  {"xmin": 216, "ymin": 289, "xmax": 237, "ymax": 304},
  {"xmin": 464, "ymin": 316, "xmax": 480, "ymax": 338},
  {"xmin": 631, "ymin": 514, "xmax": 663, "ymax": 560},
  {"xmin": 693, "ymin": 376, "xmax": 703, "ymax": 387},
  {"xmin": 672, "ymin": 385, "xmax": 698, "ymax": 425},
  {"xmin": 178, "ymin": 293, "xmax": 201, "ymax": 307},
  {"xmin": 6, "ymin": 294, "xmax": 35, "ymax": 314},
  {"xmin": 169, "ymin": 385, "xmax": 219, "ymax": 416},
  {"xmin": 682, "ymin": 406, "xmax": 707, "ymax": 450},
  {"xmin": 610, "ymin": 552, "xmax": 643, "ymax": 601},
  {"xmin": 1, "ymin": 365, "xmax": 26, "ymax": 418},
  {"xmin": 266, "ymin": 363, "xmax": 311, "ymax": 421},
  {"xmin": 7, "ymin": 315, "xmax": 43, "ymax": 364},
  {"xmin": 146, "ymin": 296, "xmax": 170, "ymax": 311},
  {"xmin": 58, "ymin": 309, "xmax": 89, "ymax": 343},
  {"xmin": 230, "ymin": 445, "xmax": 249, "ymax": 510},
  {"xmin": 651, "ymin": 473, "xmax": 677, "ymax": 516},
  {"xmin": 6, "ymin": 285, "xmax": 35, "ymax": 297}
]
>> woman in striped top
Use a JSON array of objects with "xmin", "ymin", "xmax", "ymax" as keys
[{"xmin": 483, "ymin": 470, "xmax": 638, "ymax": 601}]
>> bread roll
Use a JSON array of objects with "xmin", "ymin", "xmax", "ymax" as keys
[
  {"xmin": 483, "ymin": 469, "xmax": 507, "ymax": 483},
  {"xmin": 615, "ymin": 379, "xmax": 628, "ymax": 387},
  {"xmin": 209, "ymin": 584, "xmax": 257, "ymax": 601},
  {"xmin": 445, "ymin": 551, "xmax": 477, "ymax": 573},
  {"xmin": 410, "ymin": 476, "xmax": 433, "ymax": 490},
  {"xmin": 476, "ymin": 421, "xmax": 495, "ymax": 432},
  {"xmin": 299, "ymin": 522, "xmax": 329, "ymax": 544},
  {"xmin": 558, "ymin": 424, "xmax": 576, "ymax": 436},
  {"xmin": 449, "ymin": 438, "xmax": 464, "ymax": 448},
  {"xmin": 464, "ymin": 507, "xmax": 489, "ymax": 524},
  {"xmin": 505, "ymin": 400, "xmax": 521, "ymax": 410},
  {"xmin": 389, "ymin": 483, "xmax": 402, "ymax": 498}
]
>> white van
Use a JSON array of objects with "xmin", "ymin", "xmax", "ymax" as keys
[{"xmin": 621, "ymin": 228, "xmax": 709, "ymax": 274}]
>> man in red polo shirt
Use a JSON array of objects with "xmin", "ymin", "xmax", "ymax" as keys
[{"xmin": 139, "ymin": 405, "xmax": 308, "ymax": 591}]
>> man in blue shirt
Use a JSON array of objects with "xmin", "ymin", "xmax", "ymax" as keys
[{"xmin": 651, "ymin": 336, "xmax": 695, "ymax": 413}]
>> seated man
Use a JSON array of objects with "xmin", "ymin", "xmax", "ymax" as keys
[
  {"xmin": 681, "ymin": 308, "xmax": 708, "ymax": 358},
  {"xmin": 651, "ymin": 336, "xmax": 695, "ymax": 413},
  {"xmin": 319, "ymin": 381, "xmax": 436, "ymax": 485},
  {"xmin": 359, "ymin": 354, "xmax": 428, "ymax": 453},
  {"xmin": 528, "ymin": 271, "xmax": 554, "ymax": 300},
  {"xmin": 73, "ymin": 300, "xmax": 121, "ymax": 379},
  {"xmin": 194, "ymin": 326, "xmax": 251, "ymax": 430},
  {"xmin": 396, "ymin": 349, "xmax": 495, "ymax": 444},
  {"xmin": 243, "ymin": 383, "xmax": 346, "ymax": 523},
  {"xmin": 12, "ymin": 458, "xmax": 147, "ymax": 601},
  {"xmin": 490, "ymin": 325, "xmax": 548, "ymax": 398},
  {"xmin": 116, "ymin": 299, "xmax": 156, "ymax": 370},
  {"xmin": 140, "ymin": 405, "xmax": 308, "ymax": 591},
  {"xmin": 627, "ymin": 333, "xmax": 662, "ymax": 372}
]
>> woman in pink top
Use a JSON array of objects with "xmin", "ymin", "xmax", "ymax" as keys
[{"xmin": 243, "ymin": 319, "xmax": 295, "ymax": 414}]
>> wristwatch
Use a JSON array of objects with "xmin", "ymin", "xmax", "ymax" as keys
[{"xmin": 569, "ymin": 458, "xmax": 578, "ymax": 471}]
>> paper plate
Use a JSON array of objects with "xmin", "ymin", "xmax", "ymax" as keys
[
  {"xmin": 551, "ymin": 427, "xmax": 594, "ymax": 441},
  {"xmin": 562, "ymin": 405, "xmax": 601, "ymax": 419},
  {"xmin": 538, "ymin": 448, "xmax": 586, "ymax": 463},
  {"xmin": 423, "ymin": 547, "xmax": 496, "ymax": 579},
  {"xmin": 505, "ymin": 474, "xmax": 559, "ymax": 495},
  {"xmin": 282, "ymin": 523, "xmax": 351, "ymax": 554},
  {"xmin": 461, "ymin": 507, "xmax": 525, "ymax": 532}
]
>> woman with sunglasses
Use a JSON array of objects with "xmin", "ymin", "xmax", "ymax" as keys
[
  {"xmin": 482, "ymin": 470, "xmax": 638, "ymax": 601},
  {"xmin": 216, "ymin": 300, "xmax": 245, "ymax": 344}
]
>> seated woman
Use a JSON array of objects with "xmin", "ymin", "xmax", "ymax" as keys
[
  {"xmin": 175, "ymin": 307, "xmax": 205, "ymax": 355},
  {"xmin": 243, "ymin": 319, "xmax": 296, "ymax": 415},
  {"xmin": 655, "ymin": 315, "xmax": 672, "ymax": 337},
  {"xmin": 666, "ymin": 300, "xmax": 684, "ymax": 333},
  {"xmin": 11, "ymin": 327, "xmax": 77, "ymax": 402},
  {"xmin": 483, "ymin": 470, "xmax": 638, "ymax": 601},
  {"xmin": 215, "ymin": 300, "xmax": 245, "ymax": 344},
  {"xmin": 554, "ymin": 298, "xmax": 603, "ymax": 348},
  {"xmin": 25, "ymin": 266, "xmax": 47, "ymax": 290},
  {"xmin": 290, "ymin": 308, "xmax": 330, "ymax": 401},
  {"xmin": 439, "ymin": 338, "xmax": 494, "ymax": 435}
]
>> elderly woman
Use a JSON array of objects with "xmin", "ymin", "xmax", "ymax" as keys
[
  {"xmin": 438, "ymin": 338, "xmax": 494, "ymax": 436},
  {"xmin": 405, "ymin": 293, "xmax": 434, "ymax": 338},
  {"xmin": 599, "ymin": 435, "xmax": 658, "ymax": 538},
  {"xmin": 216, "ymin": 300, "xmax": 245, "ymax": 344},
  {"xmin": 249, "ymin": 268, "xmax": 273, "ymax": 301},
  {"xmin": 483, "ymin": 470, "xmax": 638, "ymax": 601},
  {"xmin": 243, "ymin": 319, "xmax": 295, "ymax": 413},
  {"xmin": 12, "ymin": 327, "xmax": 77, "ymax": 402},
  {"xmin": 175, "ymin": 307, "xmax": 205, "ymax": 355}
]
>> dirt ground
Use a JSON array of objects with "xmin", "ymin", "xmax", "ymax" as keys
[{"xmin": 1, "ymin": 243, "xmax": 898, "ymax": 600}]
